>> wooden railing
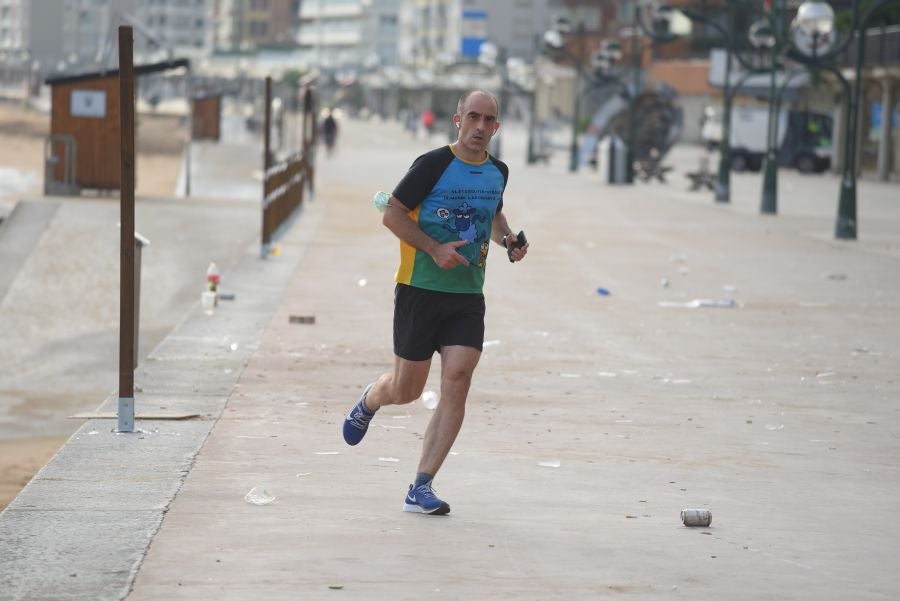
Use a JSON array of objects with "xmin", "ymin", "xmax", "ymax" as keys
[
  {"xmin": 261, "ymin": 77, "xmax": 317, "ymax": 256},
  {"xmin": 263, "ymin": 151, "xmax": 312, "ymax": 248}
]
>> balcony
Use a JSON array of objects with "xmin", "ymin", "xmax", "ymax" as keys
[{"xmin": 837, "ymin": 24, "xmax": 900, "ymax": 69}]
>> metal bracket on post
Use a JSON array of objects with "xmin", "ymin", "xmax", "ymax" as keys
[
  {"xmin": 118, "ymin": 397, "xmax": 134, "ymax": 433},
  {"xmin": 133, "ymin": 232, "xmax": 150, "ymax": 369}
]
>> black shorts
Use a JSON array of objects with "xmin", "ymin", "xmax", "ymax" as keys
[{"xmin": 393, "ymin": 284, "xmax": 486, "ymax": 361}]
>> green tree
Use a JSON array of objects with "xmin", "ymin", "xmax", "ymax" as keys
[{"xmin": 835, "ymin": 0, "xmax": 900, "ymax": 32}]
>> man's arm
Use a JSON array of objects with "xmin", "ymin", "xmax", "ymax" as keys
[
  {"xmin": 490, "ymin": 211, "xmax": 515, "ymax": 246},
  {"xmin": 383, "ymin": 196, "xmax": 469, "ymax": 269}
]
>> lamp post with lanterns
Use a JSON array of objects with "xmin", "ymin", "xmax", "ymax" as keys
[
  {"xmin": 477, "ymin": 42, "xmax": 537, "ymax": 165},
  {"xmin": 543, "ymin": 18, "xmax": 589, "ymax": 173},
  {"xmin": 661, "ymin": 0, "xmax": 890, "ymax": 239},
  {"xmin": 543, "ymin": 3, "xmax": 687, "ymax": 179},
  {"xmin": 788, "ymin": 0, "xmax": 892, "ymax": 239}
]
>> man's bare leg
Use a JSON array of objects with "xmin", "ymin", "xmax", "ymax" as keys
[
  {"xmin": 417, "ymin": 345, "xmax": 481, "ymax": 476},
  {"xmin": 342, "ymin": 355, "xmax": 430, "ymax": 446},
  {"xmin": 365, "ymin": 355, "xmax": 431, "ymax": 410}
]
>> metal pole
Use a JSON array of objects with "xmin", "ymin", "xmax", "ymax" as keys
[
  {"xmin": 569, "ymin": 22, "xmax": 585, "ymax": 173},
  {"xmin": 495, "ymin": 65, "xmax": 508, "ymax": 160},
  {"xmin": 262, "ymin": 76, "xmax": 272, "ymax": 256},
  {"xmin": 715, "ymin": 3, "xmax": 734, "ymax": 202},
  {"xmin": 836, "ymin": 0, "xmax": 862, "ymax": 239},
  {"xmin": 133, "ymin": 238, "xmax": 142, "ymax": 370},
  {"xmin": 184, "ymin": 67, "xmax": 192, "ymax": 197},
  {"xmin": 527, "ymin": 88, "xmax": 538, "ymax": 164},
  {"xmin": 117, "ymin": 25, "xmax": 135, "ymax": 433},
  {"xmin": 626, "ymin": 8, "xmax": 640, "ymax": 184},
  {"xmin": 494, "ymin": 86, "xmax": 504, "ymax": 160},
  {"xmin": 760, "ymin": 0, "xmax": 781, "ymax": 215}
]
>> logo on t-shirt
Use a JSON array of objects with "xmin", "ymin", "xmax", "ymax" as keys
[{"xmin": 436, "ymin": 202, "xmax": 488, "ymax": 246}]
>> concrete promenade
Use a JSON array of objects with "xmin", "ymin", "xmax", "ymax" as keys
[{"xmin": 2, "ymin": 118, "xmax": 899, "ymax": 600}]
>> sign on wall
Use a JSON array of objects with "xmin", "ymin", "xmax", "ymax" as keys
[
  {"xmin": 461, "ymin": 10, "xmax": 487, "ymax": 58},
  {"xmin": 71, "ymin": 89, "xmax": 107, "ymax": 118}
]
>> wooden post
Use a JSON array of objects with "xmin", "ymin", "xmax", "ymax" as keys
[
  {"xmin": 118, "ymin": 25, "xmax": 135, "ymax": 433},
  {"xmin": 262, "ymin": 76, "xmax": 272, "ymax": 255},
  {"xmin": 300, "ymin": 85, "xmax": 308, "ymax": 155}
]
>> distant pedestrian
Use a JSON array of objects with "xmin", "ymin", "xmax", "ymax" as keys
[
  {"xmin": 341, "ymin": 90, "xmax": 529, "ymax": 515},
  {"xmin": 322, "ymin": 109, "xmax": 338, "ymax": 155},
  {"xmin": 421, "ymin": 109, "xmax": 435, "ymax": 134}
]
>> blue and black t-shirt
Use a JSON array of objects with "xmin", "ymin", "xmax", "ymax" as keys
[{"xmin": 392, "ymin": 145, "xmax": 509, "ymax": 294}]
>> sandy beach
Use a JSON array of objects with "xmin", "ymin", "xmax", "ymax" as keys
[{"xmin": 0, "ymin": 100, "xmax": 186, "ymax": 510}]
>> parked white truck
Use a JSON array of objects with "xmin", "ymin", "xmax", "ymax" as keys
[{"xmin": 702, "ymin": 106, "xmax": 833, "ymax": 173}]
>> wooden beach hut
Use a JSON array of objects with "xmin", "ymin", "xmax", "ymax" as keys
[
  {"xmin": 192, "ymin": 92, "xmax": 222, "ymax": 142},
  {"xmin": 44, "ymin": 58, "xmax": 189, "ymax": 194}
]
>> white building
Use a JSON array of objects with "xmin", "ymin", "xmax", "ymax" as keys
[
  {"xmin": 397, "ymin": 0, "xmax": 561, "ymax": 71},
  {"xmin": 209, "ymin": 0, "xmax": 299, "ymax": 53},
  {"xmin": 134, "ymin": 0, "xmax": 210, "ymax": 54},
  {"xmin": 297, "ymin": 0, "xmax": 400, "ymax": 70},
  {"xmin": 0, "ymin": 0, "xmax": 210, "ymax": 77}
]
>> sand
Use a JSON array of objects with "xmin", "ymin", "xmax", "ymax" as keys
[
  {"xmin": 0, "ymin": 100, "xmax": 183, "ymax": 204},
  {"xmin": 0, "ymin": 100, "xmax": 185, "ymax": 510},
  {"xmin": 0, "ymin": 436, "xmax": 70, "ymax": 509}
]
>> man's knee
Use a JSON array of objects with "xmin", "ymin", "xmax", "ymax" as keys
[
  {"xmin": 442, "ymin": 367, "xmax": 473, "ymax": 390},
  {"xmin": 385, "ymin": 377, "xmax": 426, "ymax": 405}
]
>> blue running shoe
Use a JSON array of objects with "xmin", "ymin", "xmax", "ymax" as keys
[
  {"xmin": 403, "ymin": 482, "xmax": 450, "ymax": 515},
  {"xmin": 342, "ymin": 383, "xmax": 375, "ymax": 445}
]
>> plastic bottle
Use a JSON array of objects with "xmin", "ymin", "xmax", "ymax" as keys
[
  {"xmin": 420, "ymin": 390, "xmax": 438, "ymax": 410},
  {"xmin": 206, "ymin": 262, "xmax": 220, "ymax": 306},
  {"xmin": 373, "ymin": 191, "xmax": 390, "ymax": 213}
]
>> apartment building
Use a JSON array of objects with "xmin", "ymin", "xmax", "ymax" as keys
[
  {"xmin": 397, "ymin": 0, "xmax": 561, "ymax": 71},
  {"xmin": 210, "ymin": 0, "xmax": 299, "ymax": 52},
  {"xmin": 134, "ymin": 0, "xmax": 211, "ymax": 52},
  {"xmin": 0, "ymin": 0, "xmax": 126, "ymax": 72},
  {"xmin": 296, "ymin": 0, "xmax": 399, "ymax": 69},
  {"xmin": 0, "ymin": 0, "xmax": 215, "ymax": 75}
]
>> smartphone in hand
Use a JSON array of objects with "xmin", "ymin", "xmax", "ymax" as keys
[{"xmin": 507, "ymin": 230, "xmax": 527, "ymax": 263}]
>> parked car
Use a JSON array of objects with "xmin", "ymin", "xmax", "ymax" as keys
[{"xmin": 702, "ymin": 105, "xmax": 832, "ymax": 173}]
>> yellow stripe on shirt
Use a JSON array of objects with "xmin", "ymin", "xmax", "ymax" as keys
[{"xmin": 395, "ymin": 205, "xmax": 420, "ymax": 285}]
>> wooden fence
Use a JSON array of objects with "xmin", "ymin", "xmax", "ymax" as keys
[{"xmin": 261, "ymin": 77, "xmax": 317, "ymax": 255}]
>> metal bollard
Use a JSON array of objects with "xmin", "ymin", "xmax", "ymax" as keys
[{"xmin": 133, "ymin": 232, "xmax": 150, "ymax": 369}]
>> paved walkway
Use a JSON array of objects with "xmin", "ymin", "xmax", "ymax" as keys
[{"xmin": 2, "ymin": 117, "xmax": 899, "ymax": 600}]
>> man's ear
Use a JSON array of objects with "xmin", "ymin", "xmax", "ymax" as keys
[{"xmin": 453, "ymin": 115, "xmax": 460, "ymax": 129}]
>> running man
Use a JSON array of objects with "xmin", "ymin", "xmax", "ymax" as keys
[{"xmin": 342, "ymin": 89, "xmax": 529, "ymax": 515}]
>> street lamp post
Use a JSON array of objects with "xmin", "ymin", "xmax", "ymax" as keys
[
  {"xmin": 590, "ymin": 39, "xmax": 641, "ymax": 182},
  {"xmin": 715, "ymin": 5, "xmax": 735, "ymax": 203},
  {"xmin": 625, "ymin": 9, "xmax": 641, "ymax": 184},
  {"xmin": 544, "ymin": 19, "xmax": 588, "ymax": 172},
  {"xmin": 790, "ymin": 0, "xmax": 892, "ymax": 240},
  {"xmin": 760, "ymin": 0, "xmax": 785, "ymax": 215},
  {"xmin": 679, "ymin": 4, "xmax": 740, "ymax": 203},
  {"xmin": 836, "ymin": 15, "xmax": 862, "ymax": 239},
  {"xmin": 478, "ymin": 42, "xmax": 536, "ymax": 165},
  {"xmin": 568, "ymin": 22, "xmax": 586, "ymax": 173}
]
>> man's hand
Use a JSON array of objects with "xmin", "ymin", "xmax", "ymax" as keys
[
  {"xmin": 505, "ymin": 233, "xmax": 529, "ymax": 263},
  {"xmin": 507, "ymin": 243, "xmax": 528, "ymax": 263},
  {"xmin": 430, "ymin": 240, "xmax": 470, "ymax": 269}
]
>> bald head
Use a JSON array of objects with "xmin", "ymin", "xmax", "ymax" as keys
[{"xmin": 456, "ymin": 90, "xmax": 500, "ymax": 119}]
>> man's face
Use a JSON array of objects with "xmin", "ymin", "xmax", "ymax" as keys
[{"xmin": 454, "ymin": 93, "xmax": 500, "ymax": 155}]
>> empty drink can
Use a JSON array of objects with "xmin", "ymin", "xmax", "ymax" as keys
[{"xmin": 681, "ymin": 509, "xmax": 712, "ymax": 527}]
